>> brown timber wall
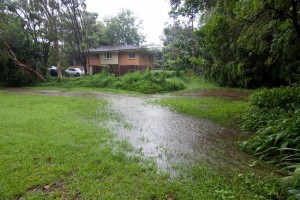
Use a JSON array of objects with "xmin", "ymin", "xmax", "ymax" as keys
[{"xmin": 92, "ymin": 65, "xmax": 150, "ymax": 76}]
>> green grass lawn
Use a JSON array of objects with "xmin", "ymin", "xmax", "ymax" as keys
[
  {"xmin": 0, "ymin": 91, "xmax": 281, "ymax": 199},
  {"xmin": 26, "ymin": 85, "xmax": 138, "ymax": 94},
  {"xmin": 183, "ymin": 76, "xmax": 220, "ymax": 91},
  {"xmin": 178, "ymin": 75, "xmax": 252, "ymax": 94},
  {"xmin": 155, "ymin": 97, "xmax": 248, "ymax": 127}
]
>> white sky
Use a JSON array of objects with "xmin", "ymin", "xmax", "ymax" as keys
[{"xmin": 85, "ymin": 0, "xmax": 171, "ymax": 45}]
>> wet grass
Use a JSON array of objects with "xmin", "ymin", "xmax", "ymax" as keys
[
  {"xmin": 176, "ymin": 75, "xmax": 252, "ymax": 95},
  {"xmin": 0, "ymin": 91, "xmax": 281, "ymax": 199},
  {"xmin": 155, "ymin": 97, "xmax": 248, "ymax": 127},
  {"xmin": 183, "ymin": 76, "xmax": 220, "ymax": 91},
  {"xmin": 26, "ymin": 85, "xmax": 138, "ymax": 94}
]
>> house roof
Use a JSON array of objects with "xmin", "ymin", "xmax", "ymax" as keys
[{"xmin": 88, "ymin": 45, "xmax": 152, "ymax": 54}]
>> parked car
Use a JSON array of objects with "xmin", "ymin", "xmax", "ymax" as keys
[
  {"xmin": 49, "ymin": 69, "xmax": 58, "ymax": 76},
  {"xmin": 47, "ymin": 66, "xmax": 57, "ymax": 72},
  {"xmin": 47, "ymin": 66, "xmax": 57, "ymax": 76},
  {"xmin": 65, "ymin": 68, "xmax": 84, "ymax": 77}
]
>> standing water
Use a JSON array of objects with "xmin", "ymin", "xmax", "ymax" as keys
[
  {"xmin": 104, "ymin": 94, "xmax": 252, "ymax": 174},
  {"xmin": 5, "ymin": 89, "xmax": 255, "ymax": 174}
]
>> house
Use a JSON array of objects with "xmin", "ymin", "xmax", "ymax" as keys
[{"xmin": 87, "ymin": 45, "xmax": 154, "ymax": 76}]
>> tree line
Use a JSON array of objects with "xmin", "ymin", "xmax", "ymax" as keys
[
  {"xmin": 162, "ymin": 0, "xmax": 300, "ymax": 88},
  {"xmin": 0, "ymin": 0, "xmax": 144, "ymax": 86}
]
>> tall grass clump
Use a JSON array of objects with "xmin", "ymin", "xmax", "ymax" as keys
[
  {"xmin": 39, "ymin": 70, "xmax": 185, "ymax": 94},
  {"xmin": 241, "ymin": 86, "xmax": 300, "ymax": 199},
  {"xmin": 116, "ymin": 70, "xmax": 185, "ymax": 93}
]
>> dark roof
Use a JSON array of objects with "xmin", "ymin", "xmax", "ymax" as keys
[{"xmin": 88, "ymin": 45, "xmax": 152, "ymax": 53}]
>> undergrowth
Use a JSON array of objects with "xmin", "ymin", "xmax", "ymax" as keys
[
  {"xmin": 39, "ymin": 70, "xmax": 185, "ymax": 94},
  {"xmin": 241, "ymin": 86, "xmax": 300, "ymax": 199}
]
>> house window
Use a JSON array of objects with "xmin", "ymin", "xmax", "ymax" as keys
[
  {"xmin": 129, "ymin": 53, "xmax": 135, "ymax": 59},
  {"xmin": 91, "ymin": 53, "xmax": 99, "ymax": 58},
  {"xmin": 104, "ymin": 52, "xmax": 112, "ymax": 59},
  {"xmin": 141, "ymin": 54, "xmax": 146, "ymax": 60}
]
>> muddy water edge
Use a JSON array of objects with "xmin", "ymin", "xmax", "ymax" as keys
[{"xmin": 4, "ymin": 89, "xmax": 276, "ymax": 177}]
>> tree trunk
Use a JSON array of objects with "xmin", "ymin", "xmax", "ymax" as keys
[
  {"xmin": 0, "ymin": 35, "xmax": 46, "ymax": 81},
  {"xmin": 54, "ymin": 39, "xmax": 62, "ymax": 81},
  {"xmin": 41, "ymin": 0, "xmax": 62, "ymax": 81}
]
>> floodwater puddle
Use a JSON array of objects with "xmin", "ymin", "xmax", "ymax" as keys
[
  {"xmin": 104, "ymin": 94, "xmax": 257, "ymax": 174},
  {"xmin": 4, "ymin": 88, "xmax": 263, "ymax": 175}
]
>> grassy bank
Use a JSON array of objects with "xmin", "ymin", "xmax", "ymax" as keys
[
  {"xmin": 0, "ymin": 91, "xmax": 281, "ymax": 199},
  {"xmin": 181, "ymin": 75, "xmax": 220, "ymax": 91},
  {"xmin": 155, "ymin": 97, "xmax": 248, "ymax": 127}
]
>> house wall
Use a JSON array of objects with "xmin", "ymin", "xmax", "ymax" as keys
[
  {"xmin": 118, "ymin": 52, "xmax": 140, "ymax": 66},
  {"xmin": 139, "ymin": 53, "xmax": 153, "ymax": 67},
  {"xmin": 100, "ymin": 52, "xmax": 118, "ymax": 65},
  {"xmin": 88, "ymin": 56, "xmax": 101, "ymax": 66},
  {"xmin": 87, "ymin": 52, "xmax": 118, "ymax": 66},
  {"xmin": 88, "ymin": 49, "xmax": 154, "ymax": 75}
]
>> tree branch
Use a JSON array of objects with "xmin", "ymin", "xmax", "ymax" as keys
[{"xmin": 0, "ymin": 33, "xmax": 46, "ymax": 81}]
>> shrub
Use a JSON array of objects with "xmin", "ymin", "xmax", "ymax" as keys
[
  {"xmin": 38, "ymin": 70, "xmax": 186, "ymax": 93},
  {"xmin": 165, "ymin": 78, "xmax": 185, "ymax": 91},
  {"xmin": 115, "ymin": 70, "xmax": 185, "ymax": 93},
  {"xmin": 241, "ymin": 86, "xmax": 300, "ymax": 199},
  {"xmin": 91, "ymin": 73, "xmax": 116, "ymax": 88},
  {"xmin": 241, "ymin": 106, "xmax": 286, "ymax": 131},
  {"xmin": 249, "ymin": 86, "xmax": 300, "ymax": 110},
  {"xmin": 243, "ymin": 86, "xmax": 300, "ymax": 132},
  {"xmin": 121, "ymin": 71, "xmax": 143, "ymax": 86},
  {"xmin": 242, "ymin": 108, "xmax": 300, "ymax": 159},
  {"xmin": 282, "ymin": 165, "xmax": 300, "ymax": 200}
]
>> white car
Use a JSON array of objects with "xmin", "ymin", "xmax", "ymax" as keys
[
  {"xmin": 47, "ymin": 66, "xmax": 57, "ymax": 72},
  {"xmin": 65, "ymin": 68, "xmax": 84, "ymax": 77}
]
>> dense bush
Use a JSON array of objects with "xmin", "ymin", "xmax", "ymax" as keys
[
  {"xmin": 116, "ymin": 70, "xmax": 185, "ymax": 93},
  {"xmin": 39, "ymin": 70, "xmax": 185, "ymax": 94},
  {"xmin": 241, "ymin": 86, "xmax": 300, "ymax": 199},
  {"xmin": 242, "ymin": 86, "xmax": 300, "ymax": 131},
  {"xmin": 249, "ymin": 87, "xmax": 300, "ymax": 110}
]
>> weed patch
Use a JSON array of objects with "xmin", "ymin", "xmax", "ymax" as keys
[
  {"xmin": 38, "ymin": 70, "xmax": 185, "ymax": 94},
  {"xmin": 241, "ymin": 86, "xmax": 300, "ymax": 199}
]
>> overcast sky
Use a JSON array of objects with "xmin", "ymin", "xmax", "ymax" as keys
[{"xmin": 85, "ymin": 0, "xmax": 171, "ymax": 45}]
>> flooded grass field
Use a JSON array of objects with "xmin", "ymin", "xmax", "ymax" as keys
[
  {"xmin": 1, "ymin": 88, "xmax": 282, "ymax": 199},
  {"xmin": 5, "ymin": 89, "xmax": 269, "ymax": 173}
]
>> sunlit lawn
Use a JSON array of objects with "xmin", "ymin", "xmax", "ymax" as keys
[{"xmin": 0, "ymin": 91, "xmax": 280, "ymax": 199}]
